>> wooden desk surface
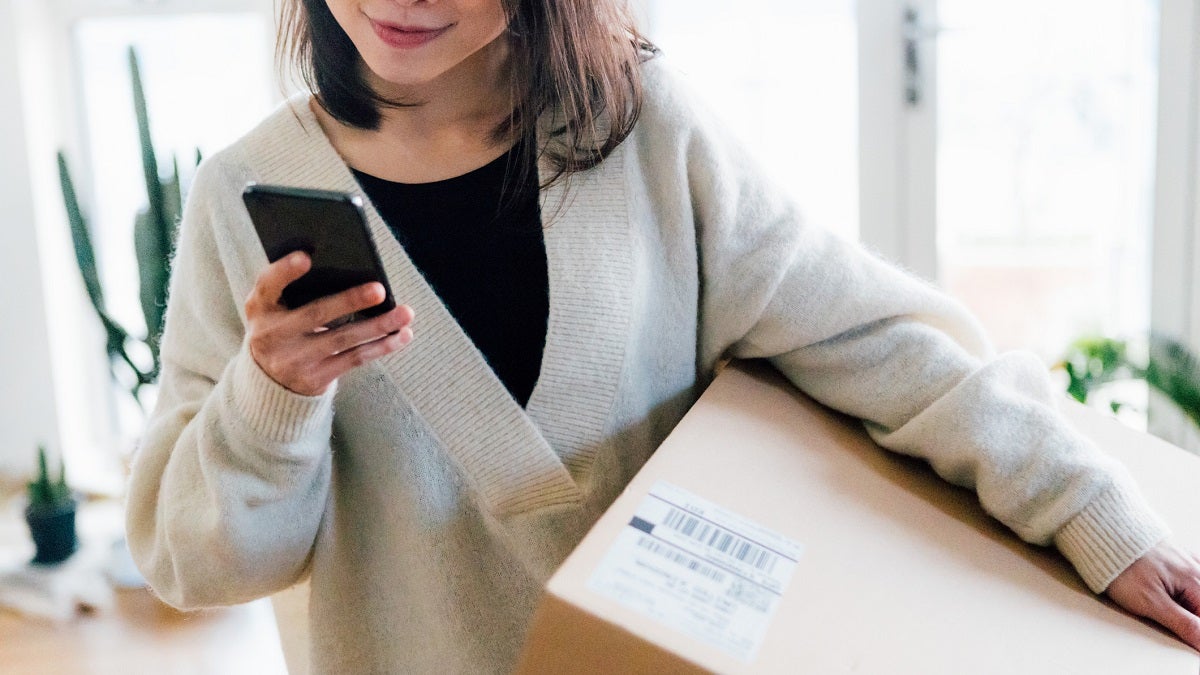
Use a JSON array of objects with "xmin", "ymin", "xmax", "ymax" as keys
[{"xmin": 0, "ymin": 495, "xmax": 288, "ymax": 675}]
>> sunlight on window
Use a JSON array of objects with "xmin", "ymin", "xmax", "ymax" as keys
[
  {"xmin": 74, "ymin": 13, "xmax": 275, "ymax": 336},
  {"xmin": 643, "ymin": 0, "xmax": 858, "ymax": 242},
  {"xmin": 64, "ymin": 12, "xmax": 276, "ymax": 477},
  {"xmin": 937, "ymin": 0, "xmax": 1158, "ymax": 363}
]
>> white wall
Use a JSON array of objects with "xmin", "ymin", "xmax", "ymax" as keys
[{"xmin": 0, "ymin": 0, "xmax": 62, "ymax": 480}]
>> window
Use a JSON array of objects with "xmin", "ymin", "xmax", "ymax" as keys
[
  {"xmin": 36, "ymin": 1, "xmax": 278, "ymax": 490},
  {"xmin": 18, "ymin": 0, "xmax": 1196, "ymax": 484},
  {"xmin": 936, "ymin": 1, "xmax": 1159, "ymax": 362},
  {"xmin": 641, "ymin": 0, "xmax": 859, "ymax": 242}
]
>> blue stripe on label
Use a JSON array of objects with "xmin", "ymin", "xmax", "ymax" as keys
[{"xmin": 629, "ymin": 516, "xmax": 655, "ymax": 534}]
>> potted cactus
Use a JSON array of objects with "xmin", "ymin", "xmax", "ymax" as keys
[{"xmin": 25, "ymin": 445, "xmax": 78, "ymax": 565}]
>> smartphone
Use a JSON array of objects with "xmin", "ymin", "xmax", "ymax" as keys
[{"xmin": 242, "ymin": 183, "xmax": 395, "ymax": 324}]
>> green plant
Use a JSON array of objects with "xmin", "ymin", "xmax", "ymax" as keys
[
  {"xmin": 24, "ymin": 445, "xmax": 78, "ymax": 565},
  {"xmin": 26, "ymin": 445, "xmax": 72, "ymax": 510},
  {"xmin": 1058, "ymin": 333, "xmax": 1200, "ymax": 429},
  {"xmin": 57, "ymin": 47, "xmax": 199, "ymax": 408}
]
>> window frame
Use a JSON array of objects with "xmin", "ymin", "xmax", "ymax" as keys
[{"xmin": 1151, "ymin": 0, "xmax": 1200, "ymax": 449}]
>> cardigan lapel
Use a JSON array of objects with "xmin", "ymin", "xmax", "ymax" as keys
[
  {"xmin": 525, "ymin": 147, "xmax": 633, "ymax": 478},
  {"xmin": 241, "ymin": 96, "xmax": 631, "ymax": 516}
]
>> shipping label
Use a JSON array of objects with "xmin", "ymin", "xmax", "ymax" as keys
[{"xmin": 586, "ymin": 481, "xmax": 803, "ymax": 662}]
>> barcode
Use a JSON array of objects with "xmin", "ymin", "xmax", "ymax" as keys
[
  {"xmin": 636, "ymin": 537, "xmax": 726, "ymax": 583},
  {"xmin": 662, "ymin": 508, "xmax": 780, "ymax": 574}
]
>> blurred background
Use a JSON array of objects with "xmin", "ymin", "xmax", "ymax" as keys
[{"xmin": 1, "ymin": 0, "xmax": 1198, "ymax": 495}]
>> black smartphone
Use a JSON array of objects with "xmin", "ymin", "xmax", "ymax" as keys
[{"xmin": 242, "ymin": 183, "xmax": 395, "ymax": 324}]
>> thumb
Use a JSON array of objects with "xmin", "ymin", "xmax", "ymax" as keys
[{"xmin": 260, "ymin": 250, "xmax": 312, "ymax": 305}]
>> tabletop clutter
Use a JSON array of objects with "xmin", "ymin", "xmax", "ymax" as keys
[{"xmin": 0, "ymin": 446, "xmax": 145, "ymax": 623}]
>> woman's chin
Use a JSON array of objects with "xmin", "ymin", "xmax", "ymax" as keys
[{"xmin": 368, "ymin": 67, "xmax": 431, "ymax": 90}]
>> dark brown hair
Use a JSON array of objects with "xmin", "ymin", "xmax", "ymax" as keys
[{"xmin": 277, "ymin": 0, "xmax": 656, "ymax": 189}]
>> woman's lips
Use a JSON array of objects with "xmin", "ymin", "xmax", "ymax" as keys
[{"xmin": 370, "ymin": 19, "xmax": 452, "ymax": 49}]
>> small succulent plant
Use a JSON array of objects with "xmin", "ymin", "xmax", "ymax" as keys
[{"xmin": 26, "ymin": 445, "xmax": 72, "ymax": 510}]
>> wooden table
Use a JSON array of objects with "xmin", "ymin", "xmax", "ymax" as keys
[{"xmin": 0, "ymin": 494, "xmax": 289, "ymax": 675}]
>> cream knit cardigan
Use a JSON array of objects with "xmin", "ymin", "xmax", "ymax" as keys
[{"xmin": 126, "ymin": 58, "xmax": 1168, "ymax": 673}]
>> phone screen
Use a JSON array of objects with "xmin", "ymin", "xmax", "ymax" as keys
[{"xmin": 242, "ymin": 184, "xmax": 396, "ymax": 322}]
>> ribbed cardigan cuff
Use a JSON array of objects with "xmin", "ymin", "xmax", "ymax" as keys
[
  {"xmin": 229, "ymin": 348, "xmax": 337, "ymax": 444},
  {"xmin": 1054, "ymin": 484, "xmax": 1170, "ymax": 593}
]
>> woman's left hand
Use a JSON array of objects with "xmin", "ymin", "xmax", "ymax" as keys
[{"xmin": 1105, "ymin": 540, "xmax": 1200, "ymax": 651}]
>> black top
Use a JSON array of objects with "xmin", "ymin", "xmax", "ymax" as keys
[{"xmin": 352, "ymin": 143, "xmax": 547, "ymax": 407}]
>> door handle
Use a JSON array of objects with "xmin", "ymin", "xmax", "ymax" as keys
[{"xmin": 903, "ymin": 6, "xmax": 947, "ymax": 107}]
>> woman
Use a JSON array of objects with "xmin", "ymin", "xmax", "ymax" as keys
[{"xmin": 126, "ymin": 0, "xmax": 1200, "ymax": 671}]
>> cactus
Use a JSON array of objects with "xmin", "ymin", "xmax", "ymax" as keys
[
  {"xmin": 58, "ymin": 47, "xmax": 199, "ymax": 408},
  {"xmin": 26, "ymin": 445, "xmax": 72, "ymax": 510}
]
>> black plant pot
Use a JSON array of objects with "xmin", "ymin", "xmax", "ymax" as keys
[{"xmin": 25, "ymin": 499, "xmax": 79, "ymax": 565}]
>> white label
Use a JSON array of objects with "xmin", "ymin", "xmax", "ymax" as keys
[{"xmin": 586, "ymin": 481, "xmax": 803, "ymax": 662}]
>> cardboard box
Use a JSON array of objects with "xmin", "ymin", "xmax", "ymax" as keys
[{"xmin": 517, "ymin": 361, "xmax": 1200, "ymax": 674}]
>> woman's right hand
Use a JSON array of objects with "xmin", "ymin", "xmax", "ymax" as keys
[{"xmin": 245, "ymin": 251, "xmax": 415, "ymax": 396}]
